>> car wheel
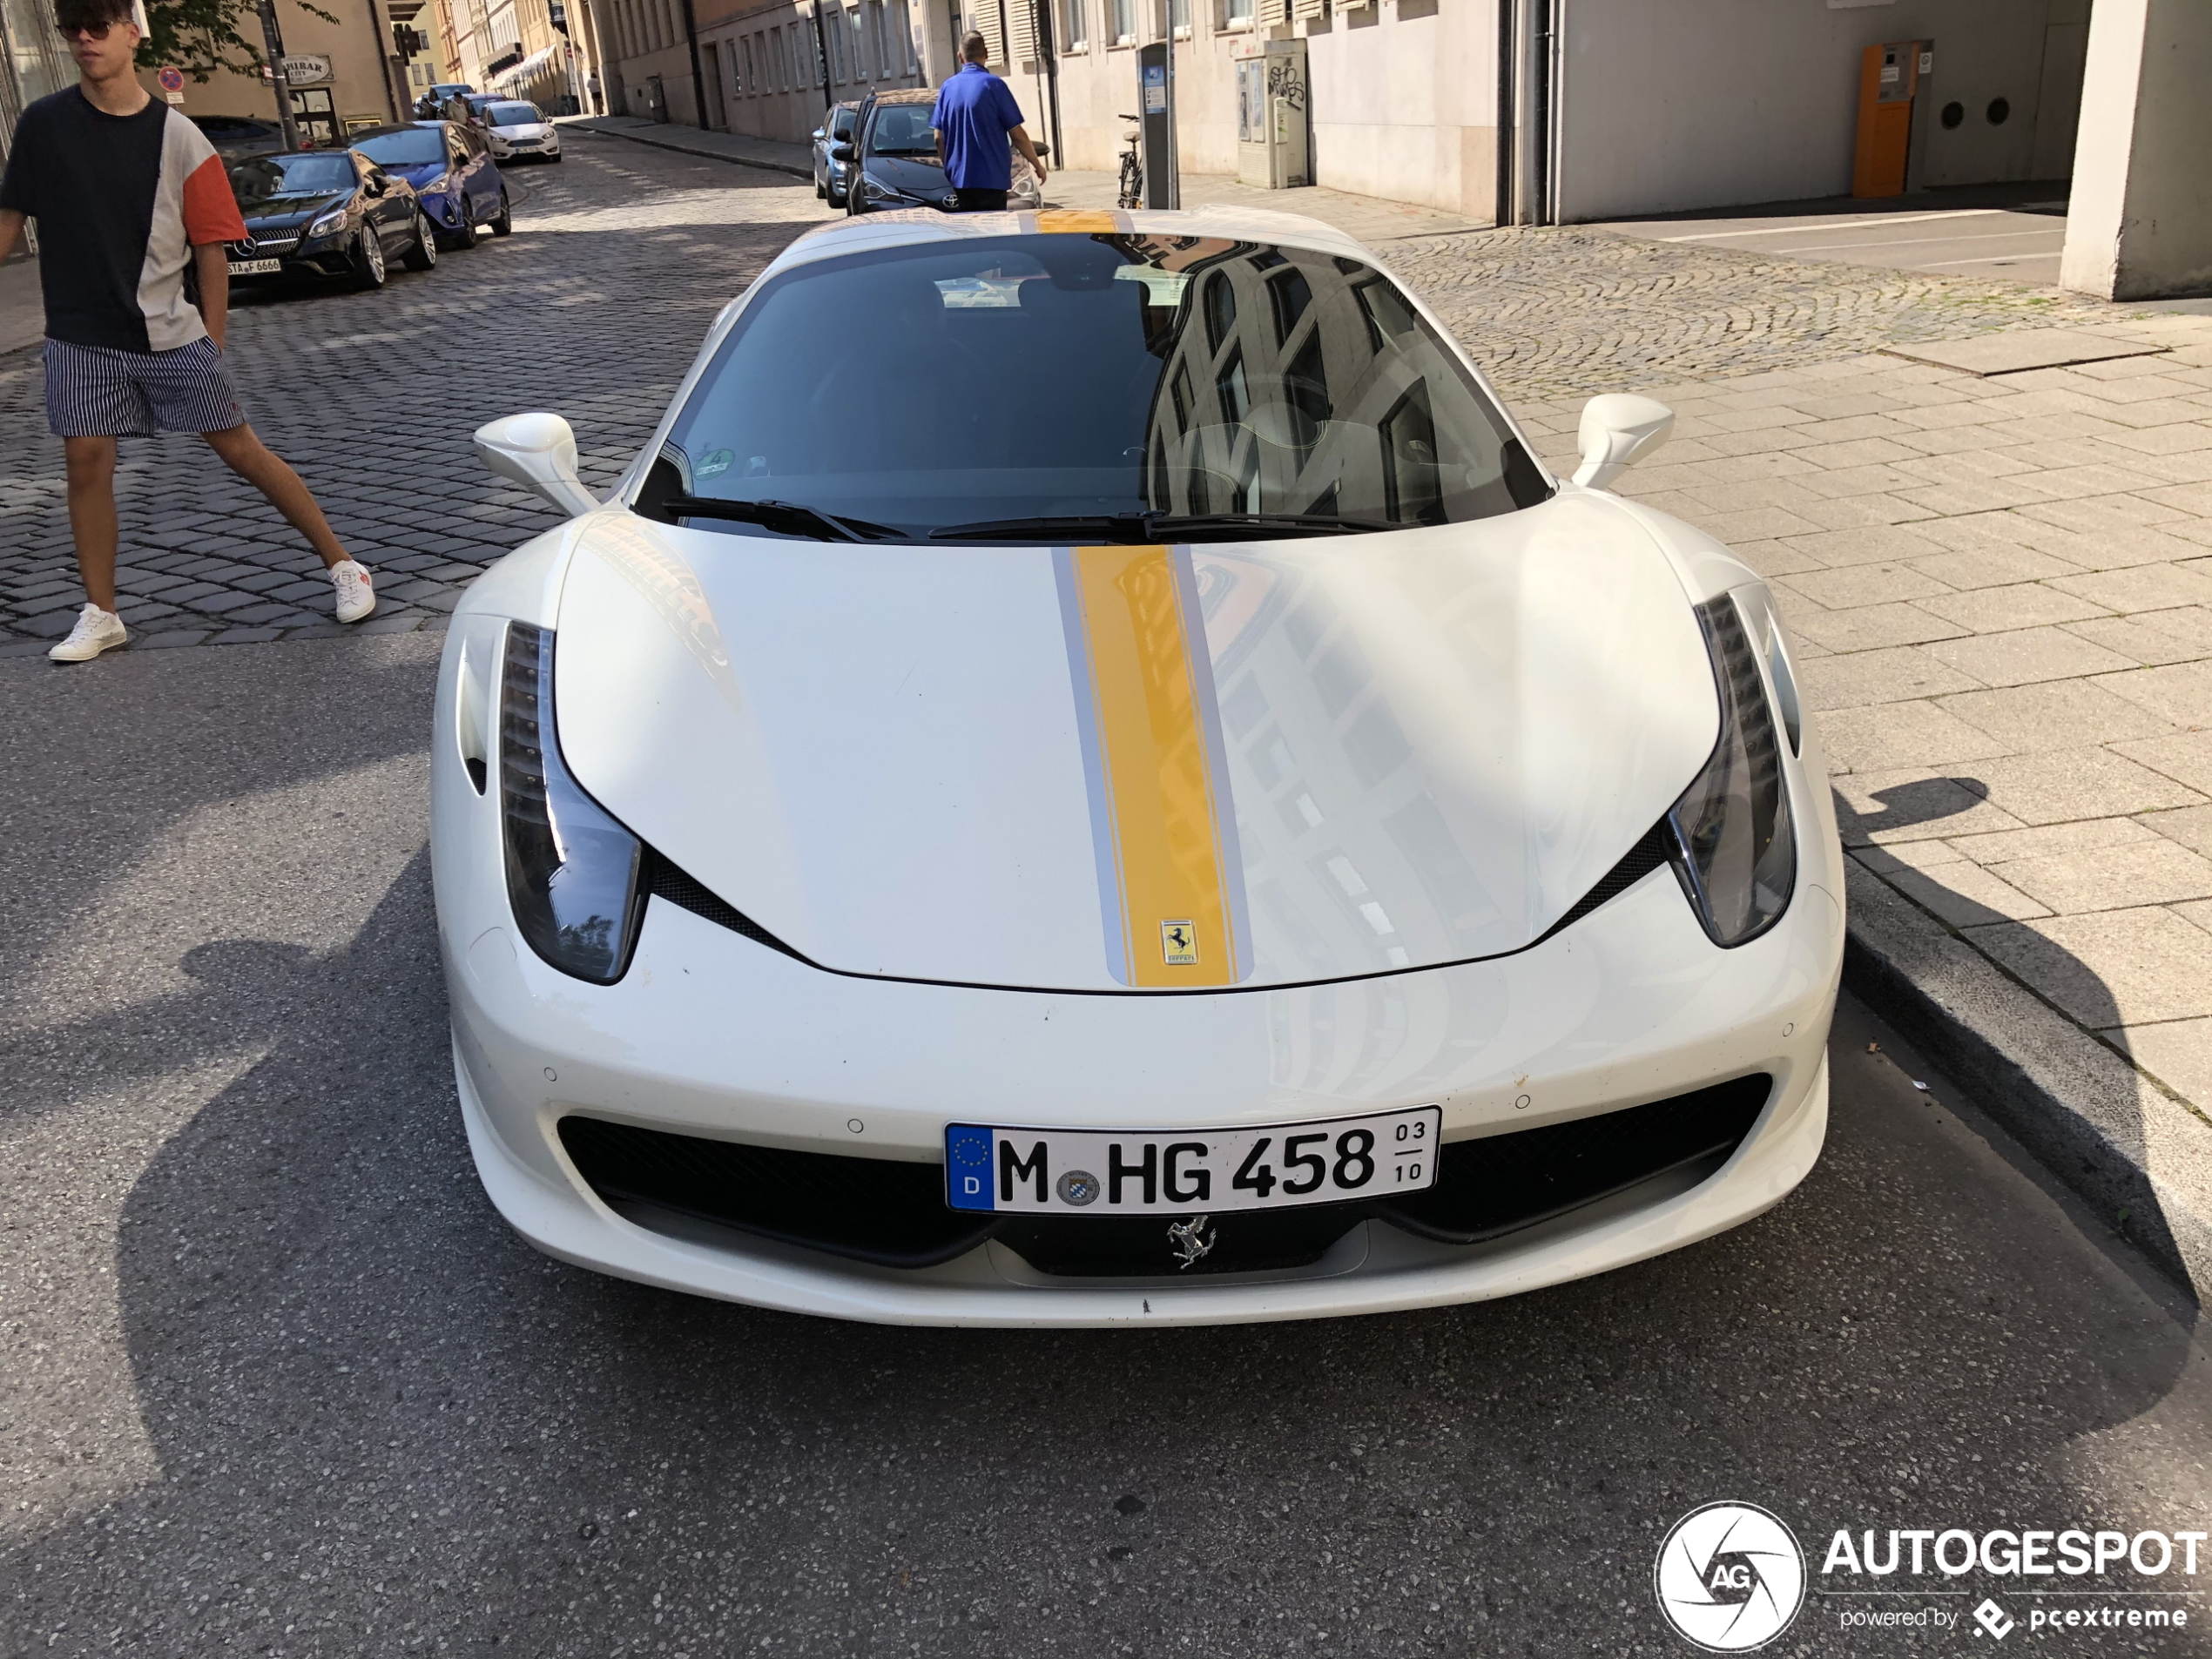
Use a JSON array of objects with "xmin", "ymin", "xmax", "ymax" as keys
[
  {"xmin": 401, "ymin": 207, "xmax": 438, "ymax": 271},
  {"xmin": 490, "ymin": 188, "xmax": 513, "ymax": 236},
  {"xmin": 350, "ymin": 223, "xmax": 387, "ymax": 290}
]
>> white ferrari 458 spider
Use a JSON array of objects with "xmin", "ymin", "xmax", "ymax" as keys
[{"xmin": 433, "ymin": 206, "xmax": 1844, "ymax": 1327}]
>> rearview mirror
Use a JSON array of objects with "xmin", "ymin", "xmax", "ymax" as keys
[
  {"xmin": 473, "ymin": 412, "xmax": 600, "ymax": 517},
  {"xmin": 829, "ymin": 141, "xmax": 855, "ymax": 163},
  {"xmin": 1570, "ymin": 394, "xmax": 1674, "ymax": 490}
]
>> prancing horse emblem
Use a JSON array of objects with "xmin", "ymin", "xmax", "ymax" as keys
[{"xmin": 1167, "ymin": 1214, "xmax": 1214, "ymax": 1269}]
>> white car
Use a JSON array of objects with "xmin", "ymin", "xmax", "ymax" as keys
[
  {"xmin": 482, "ymin": 99, "xmax": 561, "ymax": 162},
  {"xmin": 434, "ymin": 206, "xmax": 1844, "ymax": 1328}
]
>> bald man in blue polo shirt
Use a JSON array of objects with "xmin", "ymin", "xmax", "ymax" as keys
[{"xmin": 932, "ymin": 32, "xmax": 1046, "ymax": 212}]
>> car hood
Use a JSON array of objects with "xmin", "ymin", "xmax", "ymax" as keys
[
  {"xmin": 238, "ymin": 191, "xmax": 349, "ymax": 228},
  {"xmin": 550, "ymin": 494, "xmax": 1719, "ymax": 993},
  {"xmin": 383, "ymin": 160, "xmax": 445, "ymax": 184},
  {"xmin": 865, "ymin": 154, "xmax": 951, "ymax": 199}
]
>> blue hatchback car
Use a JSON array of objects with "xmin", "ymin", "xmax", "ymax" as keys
[{"xmin": 347, "ymin": 121, "xmax": 509, "ymax": 248}]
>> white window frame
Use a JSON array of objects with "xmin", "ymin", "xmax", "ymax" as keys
[
  {"xmin": 1110, "ymin": 0, "xmax": 1134, "ymax": 45},
  {"xmin": 1220, "ymin": 0, "xmax": 1252, "ymax": 27},
  {"xmin": 1060, "ymin": 0, "xmax": 1085, "ymax": 51}
]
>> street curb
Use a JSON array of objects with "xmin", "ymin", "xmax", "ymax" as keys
[
  {"xmin": 1840, "ymin": 860, "xmax": 2211, "ymax": 1302},
  {"xmin": 573, "ymin": 121, "xmax": 813, "ymax": 182}
]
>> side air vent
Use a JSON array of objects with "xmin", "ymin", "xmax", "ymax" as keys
[
  {"xmin": 642, "ymin": 850, "xmax": 806, "ymax": 961},
  {"xmin": 1540, "ymin": 819, "xmax": 1676, "ymax": 942}
]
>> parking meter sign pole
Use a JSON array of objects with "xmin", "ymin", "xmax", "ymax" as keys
[{"xmin": 1138, "ymin": 39, "xmax": 1177, "ymax": 210}]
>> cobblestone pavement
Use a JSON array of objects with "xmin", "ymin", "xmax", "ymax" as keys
[
  {"xmin": 0, "ymin": 140, "xmax": 835, "ymax": 654},
  {"xmin": 1388, "ymin": 224, "xmax": 2110, "ymax": 403},
  {"xmin": 0, "ymin": 135, "xmax": 2128, "ymax": 651}
]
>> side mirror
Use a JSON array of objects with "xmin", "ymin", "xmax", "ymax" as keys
[
  {"xmin": 811, "ymin": 126, "xmax": 825, "ymax": 140},
  {"xmin": 474, "ymin": 412, "xmax": 600, "ymax": 517},
  {"xmin": 1570, "ymin": 394, "xmax": 1674, "ymax": 490},
  {"xmin": 829, "ymin": 140, "xmax": 855, "ymax": 163},
  {"xmin": 1032, "ymin": 143, "xmax": 1049, "ymax": 158}
]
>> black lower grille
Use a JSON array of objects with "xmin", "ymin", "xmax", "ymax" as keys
[
  {"xmin": 557, "ymin": 1116, "xmax": 993, "ymax": 1267},
  {"xmin": 556, "ymin": 1074, "xmax": 1773, "ymax": 1278}
]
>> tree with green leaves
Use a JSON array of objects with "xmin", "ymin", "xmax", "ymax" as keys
[{"xmin": 138, "ymin": 0, "xmax": 333, "ymax": 83}]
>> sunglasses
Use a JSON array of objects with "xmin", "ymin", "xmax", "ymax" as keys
[{"xmin": 57, "ymin": 18, "xmax": 123, "ymax": 37}]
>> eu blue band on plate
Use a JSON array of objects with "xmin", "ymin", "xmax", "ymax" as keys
[{"xmin": 945, "ymin": 1124, "xmax": 995, "ymax": 1211}]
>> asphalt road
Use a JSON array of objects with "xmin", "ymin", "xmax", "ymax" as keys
[{"xmin": 3, "ymin": 636, "xmax": 2209, "ymax": 1658}]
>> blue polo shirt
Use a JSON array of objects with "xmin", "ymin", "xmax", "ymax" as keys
[{"xmin": 930, "ymin": 63, "xmax": 1024, "ymax": 192}]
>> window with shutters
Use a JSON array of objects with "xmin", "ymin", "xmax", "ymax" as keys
[
  {"xmin": 1008, "ymin": 0, "xmax": 1037, "ymax": 67},
  {"xmin": 1289, "ymin": 0, "xmax": 1323, "ymax": 21},
  {"xmin": 1256, "ymin": 0, "xmax": 1285, "ymax": 24},
  {"xmin": 975, "ymin": 3, "xmax": 1005, "ymax": 67}
]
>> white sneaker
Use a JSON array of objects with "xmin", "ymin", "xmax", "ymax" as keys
[
  {"xmin": 47, "ymin": 604, "xmax": 127, "ymax": 663},
  {"xmin": 331, "ymin": 560, "xmax": 376, "ymax": 624}
]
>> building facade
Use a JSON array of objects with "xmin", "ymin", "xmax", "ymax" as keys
[{"xmin": 690, "ymin": 0, "xmax": 928, "ymax": 143}]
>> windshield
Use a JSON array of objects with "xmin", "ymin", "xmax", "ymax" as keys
[
  {"xmin": 229, "ymin": 153, "xmax": 355, "ymax": 202},
  {"xmin": 488, "ymin": 102, "xmax": 541, "ymax": 126},
  {"xmin": 350, "ymin": 128, "xmax": 444, "ymax": 165},
  {"xmin": 656, "ymin": 234, "xmax": 1548, "ymax": 543},
  {"xmin": 867, "ymin": 104, "xmax": 938, "ymax": 157}
]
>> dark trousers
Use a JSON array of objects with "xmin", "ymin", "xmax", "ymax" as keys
[{"xmin": 950, "ymin": 187, "xmax": 1009, "ymax": 212}]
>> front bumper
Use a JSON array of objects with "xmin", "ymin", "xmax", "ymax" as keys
[
  {"xmin": 233, "ymin": 230, "xmax": 355, "ymax": 280},
  {"xmin": 436, "ymin": 707, "xmax": 1844, "ymax": 1324}
]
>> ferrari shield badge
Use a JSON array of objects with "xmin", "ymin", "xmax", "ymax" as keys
[{"xmin": 1160, "ymin": 920, "xmax": 1198, "ymax": 966}]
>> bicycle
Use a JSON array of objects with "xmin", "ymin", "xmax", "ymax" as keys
[{"xmin": 1116, "ymin": 113, "xmax": 1143, "ymax": 209}]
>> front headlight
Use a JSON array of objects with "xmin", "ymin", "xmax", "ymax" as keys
[
  {"xmin": 861, "ymin": 177, "xmax": 900, "ymax": 202},
  {"xmin": 423, "ymin": 172, "xmax": 452, "ymax": 193},
  {"xmin": 1665, "ymin": 594, "xmax": 1796, "ymax": 947},
  {"xmin": 306, "ymin": 207, "xmax": 347, "ymax": 238},
  {"xmin": 499, "ymin": 623, "xmax": 647, "ymax": 983}
]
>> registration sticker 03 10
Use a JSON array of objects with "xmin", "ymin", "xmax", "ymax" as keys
[{"xmin": 944, "ymin": 1106, "xmax": 1441, "ymax": 1216}]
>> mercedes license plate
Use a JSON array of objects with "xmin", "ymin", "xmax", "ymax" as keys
[
  {"xmin": 228, "ymin": 258, "xmax": 282, "ymax": 274},
  {"xmin": 945, "ymin": 1106, "xmax": 1440, "ymax": 1215}
]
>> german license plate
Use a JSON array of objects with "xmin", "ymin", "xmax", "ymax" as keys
[
  {"xmin": 228, "ymin": 258, "xmax": 282, "ymax": 275},
  {"xmin": 945, "ymin": 1106, "xmax": 1440, "ymax": 1215}
]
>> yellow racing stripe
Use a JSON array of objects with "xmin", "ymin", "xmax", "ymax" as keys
[
  {"xmin": 1034, "ymin": 209, "xmax": 1124, "ymax": 235},
  {"xmin": 1067, "ymin": 545, "xmax": 1238, "ymax": 988}
]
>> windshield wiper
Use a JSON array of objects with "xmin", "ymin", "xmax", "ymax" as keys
[
  {"xmin": 660, "ymin": 496, "xmax": 903, "ymax": 543},
  {"xmin": 927, "ymin": 510, "xmax": 1399, "ymax": 543}
]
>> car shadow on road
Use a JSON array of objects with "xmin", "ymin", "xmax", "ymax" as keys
[
  {"xmin": 1833, "ymin": 775, "xmax": 2202, "ymax": 1307},
  {"xmin": 2, "ymin": 826, "xmax": 2207, "ymax": 1653}
]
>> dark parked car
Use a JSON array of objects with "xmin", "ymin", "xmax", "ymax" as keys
[
  {"xmin": 356, "ymin": 119, "xmax": 509, "ymax": 246},
  {"xmin": 840, "ymin": 87, "xmax": 1043, "ymax": 216},
  {"xmin": 811, "ymin": 99, "xmax": 860, "ymax": 207},
  {"xmin": 226, "ymin": 149, "xmax": 435, "ymax": 291},
  {"xmin": 191, "ymin": 113, "xmax": 287, "ymax": 162}
]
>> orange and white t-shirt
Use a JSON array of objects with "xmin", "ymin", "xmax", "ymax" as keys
[{"xmin": 0, "ymin": 88, "xmax": 248, "ymax": 354}]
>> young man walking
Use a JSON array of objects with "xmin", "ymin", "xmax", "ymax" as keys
[
  {"xmin": 0, "ymin": 0, "xmax": 375, "ymax": 663},
  {"xmin": 931, "ymin": 32, "xmax": 1046, "ymax": 213}
]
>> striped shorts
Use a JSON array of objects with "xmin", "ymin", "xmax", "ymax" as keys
[{"xmin": 43, "ymin": 335, "xmax": 246, "ymax": 439}]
